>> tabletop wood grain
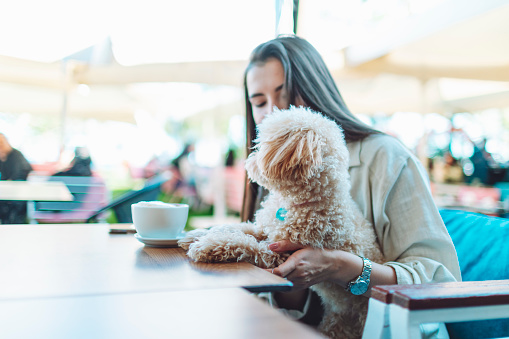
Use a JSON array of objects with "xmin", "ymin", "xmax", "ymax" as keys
[
  {"xmin": 0, "ymin": 224, "xmax": 292, "ymax": 301},
  {"xmin": 0, "ymin": 288, "xmax": 324, "ymax": 339}
]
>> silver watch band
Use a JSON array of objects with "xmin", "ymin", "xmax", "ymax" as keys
[{"xmin": 346, "ymin": 256, "xmax": 372, "ymax": 295}]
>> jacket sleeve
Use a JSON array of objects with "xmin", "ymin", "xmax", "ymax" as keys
[{"xmin": 373, "ymin": 153, "xmax": 462, "ymax": 284}]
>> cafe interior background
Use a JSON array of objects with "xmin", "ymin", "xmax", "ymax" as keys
[{"xmin": 1, "ymin": 0, "xmax": 508, "ymax": 225}]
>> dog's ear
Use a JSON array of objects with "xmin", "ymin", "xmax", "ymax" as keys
[
  {"xmin": 256, "ymin": 128, "xmax": 323, "ymax": 181},
  {"xmin": 245, "ymin": 150, "xmax": 264, "ymax": 184}
]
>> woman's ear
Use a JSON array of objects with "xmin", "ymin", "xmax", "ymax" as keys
[{"xmin": 256, "ymin": 128, "xmax": 323, "ymax": 182}]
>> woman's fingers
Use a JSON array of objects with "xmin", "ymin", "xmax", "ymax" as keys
[
  {"xmin": 268, "ymin": 242, "xmax": 326, "ymax": 290},
  {"xmin": 269, "ymin": 240, "xmax": 305, "ymax": 252},
  {"xmin": 272, "ymin": 247, "xmax": 335, "ymax": 290},
  {"xmin": 272, "ymin": 255, "xmax": 297, "ymax": 278},
  {"xmin": 274, "ymin": 254, "xmax": 312, "ymax": 290}
]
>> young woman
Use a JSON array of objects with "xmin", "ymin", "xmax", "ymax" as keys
[{"xmin": 241, "ymin": 35, "xmax": 461, "ymax": 337}]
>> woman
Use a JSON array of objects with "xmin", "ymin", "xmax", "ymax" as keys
[{"xmin": 241, "ymin": 35, "xmax": 461, "ymax": 337}]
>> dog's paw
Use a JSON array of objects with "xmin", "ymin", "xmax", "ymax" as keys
[
  {"xmin": 186, "ymin": 239, "xmax": 231, "ymax": 263},
  {"xmin": 185, "ymin": 230, "xmax": 250, "ymax": 263},
  {"xmin": 177, "ymin": 229, "xmax": 209, "ymax": 251}
]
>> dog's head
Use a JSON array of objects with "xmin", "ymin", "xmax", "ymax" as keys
[{"xmin": 245, "ymin": 106, "xmax": 348, "ymax": 192}]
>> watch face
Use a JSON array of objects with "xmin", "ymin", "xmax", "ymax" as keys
[{"xmin": 350, "ymin": 280, "xmax": 369, "ymax": 295}]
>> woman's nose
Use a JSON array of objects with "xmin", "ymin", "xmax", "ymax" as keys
[
  {"xmin": 268, "ymin": 97, "xmax": 285, "ymax": 112},
  {"xmin": 267, "ymin": 98, "xmax": 279, "ymax": 112}
]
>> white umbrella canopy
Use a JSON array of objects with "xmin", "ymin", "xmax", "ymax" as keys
[
  {"xmin": 342, "ymin": 0, "xmax": 509, "ymax": 79},
  {"xmin": 0, "ymin": 81, "xmax": 138, "ymax": 123},
  {"xmin": 337, "ymin": 0, "xmax": 509, "ymax": 113},
  {"xmin": 335, "ymin": 74, "xmax": 509, "ymax": 115},
  {"xmin": 0, "ymin": 56, "xmax": 249, "ymax": 124},
  {"xmin": 336, "ymin": 75, "xmax": 444, "ymax": 115},
  {"xmin": 0, "ymin": 40, "xmax": 248, "ymax": 122},
  {"xmin": 3, "ymin": 0, "xmax": 509, "ymax": 122},
  {"xmin": 0, "ymin": 0, "xmax": 276, "ymax": 125},
  {"xmin": 75, "ymin": 60, "xmax": 248, "ymax": 88},
  {"xmin": 0, "ymin": 55, "xmax": 63, "ymax": 89},
  {"xmin": 296, "ymin": 0, "xmax": 509, "ymax": 115},
  {"xmin": 0, "ymin": 51, "xmax": 249, "ymax": 90}
]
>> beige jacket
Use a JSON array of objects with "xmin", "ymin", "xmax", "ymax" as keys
[{"xmin": 347, "ymin": 133, "xmax": 461, "ymax": 284}]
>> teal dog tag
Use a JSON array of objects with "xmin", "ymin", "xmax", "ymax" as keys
[{"xmin": 276, "ymin": 207, "xmax": 288, "ymax": 221}]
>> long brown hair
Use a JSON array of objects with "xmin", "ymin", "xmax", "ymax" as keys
[{"xmin": 241, "ymin": 35, "xmax": 380, "ymax": 222}]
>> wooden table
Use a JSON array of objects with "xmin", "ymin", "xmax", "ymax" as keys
[
  {"xmin": 0, "ymin": 224, "xmax": 292, "ymax": 301},
  {"xmin": 363, "ymin": 281, "xmax": 509, "ymax": 339},
  {"xmin": 0, "ymin": 180, "xmax": 73, "ymax": 201},
  {"xmin": 0, "ymin": 288, "xmax": 323, "ymax": 339},
  {"xmin": 0, "ymin": 225, "xmax": 324, "ymax": 338}
]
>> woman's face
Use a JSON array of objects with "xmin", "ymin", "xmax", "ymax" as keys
[{"xmin": 246, "ymin": 58, "xmax": 304, "ymax": 125}]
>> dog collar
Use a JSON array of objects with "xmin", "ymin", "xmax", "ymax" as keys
[
  {"xmin": 276, "ymin": 200, "xmax": 314, "ymax": 221},
  {"xmin": 276, "ymin": 208, "xmax": 288, "ymax": 221}
]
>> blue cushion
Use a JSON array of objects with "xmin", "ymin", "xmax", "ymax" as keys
[
  {"xmin": 440, "ymin": 209, "xmax": 509, "ymax": 339},
  {"xmin": 440, "ymin": 209, "xmax": 509, "ymax": 281}
]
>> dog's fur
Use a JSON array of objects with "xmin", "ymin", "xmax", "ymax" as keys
[{"xmin": 178, "ymin": 106, "xmax": 384, "ymax": 339}]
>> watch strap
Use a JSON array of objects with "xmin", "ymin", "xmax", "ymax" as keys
[{"xmin": 346, "ymin": 256, "xmax": 372, "ymax": 294}]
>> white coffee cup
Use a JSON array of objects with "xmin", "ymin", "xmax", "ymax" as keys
[{"xmin": 131, "ymin": 201, "xmax": 189, "ymax": 238}]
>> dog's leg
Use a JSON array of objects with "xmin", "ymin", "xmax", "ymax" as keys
[
  {"xmin": 178, "ymin": 222, "xmax": 268, "ymax": 251},
  {"xmin": 235, "ymin": 221, "xmax": 268, "ymax": 242},
  {"xmin": 186, "ymin": 228, "xmax": 286, "ymax": 269},
  {"xmin": 177, "ymin": 228, "xmax": 210, "ymax": 251}
]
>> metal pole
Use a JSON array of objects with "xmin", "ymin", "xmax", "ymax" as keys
[
  {"xmin": 59, "ymin": 61, "xmax": 71, "ymax": 162},
  {"xmin": 293, "ymin": 0, "xmax": 300, "ymax": 34}
]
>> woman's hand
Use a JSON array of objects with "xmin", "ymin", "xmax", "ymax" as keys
[
  {"xmin": 269, "ymin": 240, "xmax": 339, "ymax": 290},
  {"xmin": 268, "ymin": 240, "xmax": 398, "ymax": 297}
]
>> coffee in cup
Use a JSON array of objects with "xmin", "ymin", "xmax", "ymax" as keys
[{"xmin": 131, "ymin": 201, "xmax": 189, "ymax": 238}]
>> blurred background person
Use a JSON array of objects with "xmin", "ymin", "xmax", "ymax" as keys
[
  {"xmin": 0, "ymin": 133, "xmax": 32, "ymax": 181},
  {"xmin": 169, "ymin": 143, "xmax": 195, "ymax": 192},
  {"xmin": 52, "ymin": 147, "xmax": 93, "ymax": 177},
  {"xmin": 164, "ymin": 142, "xmax": 201, "ymax": 207},
  {"xmin": 225, "ymin": 147, "xmax": 236, "ymax": 167},
  {"xmin": 0, "ymin": 133, "xmax": 33, "ymax": 224}
]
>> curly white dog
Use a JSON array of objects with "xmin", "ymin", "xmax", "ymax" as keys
[{"xmin": 178, "ymin": 106, "xmax": 384, "ymax": 339}]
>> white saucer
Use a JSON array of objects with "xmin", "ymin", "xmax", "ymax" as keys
[{"xmin": 134, "ymin": 233, "xmax": 185, "ymax": 248}]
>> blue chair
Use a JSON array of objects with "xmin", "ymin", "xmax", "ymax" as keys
[
  {"xmin": 440, "ymin": 209, "xmax": 509, "ymax": 339},
  {"xmin": 34, "ymin": 176, "xmax": 109, "ymax": 223},
  {"xmin": 363, "ymin": 210, "xmax": 509, "ymax": 339},
  {"xmin": 87, "ymin": 174, "xmax": 169, "ymax": 223}
]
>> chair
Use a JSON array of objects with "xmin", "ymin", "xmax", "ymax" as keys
[
  {"xmin": 86, "ymin": 173, "xmax": 169, "ymax": 223},
  {"xmin": 33, "ymin": 176, "xmax": 109, "ymax": 223},
  {"xmin": 363, "ymin": 209, "xmax": 509, "ymax": 339}
]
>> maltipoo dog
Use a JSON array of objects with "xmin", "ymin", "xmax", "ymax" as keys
[{"xmin": 178, "ymin": 106, "xmax": 384, "ymax": 339}]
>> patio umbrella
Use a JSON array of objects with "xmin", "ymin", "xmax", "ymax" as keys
[{"xmin": 338, "ymin": 0, "xmax": 509, "ymax": 113}]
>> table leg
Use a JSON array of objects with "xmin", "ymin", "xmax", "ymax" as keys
[
  {"xmin": 389, "ymin": 305, "xmax": 422, "ymax": 339},
  {"xmin": 27, "ymin": 201, "xmax": 37, "ymax": 224},
  {"xmin": 362, "ymin": 298, "xmax": 391, "ymax": 339}
]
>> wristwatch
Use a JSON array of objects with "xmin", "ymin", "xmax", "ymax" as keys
[{"xmin": 346, "ymin": 256, "xmax": 372, "ymax": 295}]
